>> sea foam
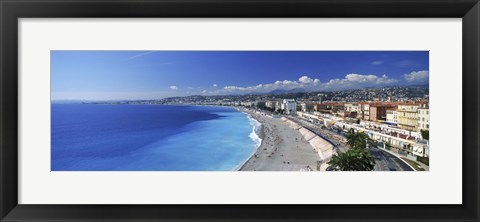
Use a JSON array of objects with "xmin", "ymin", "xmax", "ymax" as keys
[{"xmin": 247, "ymin": 115, "xmax": 262, "ymax": 148}]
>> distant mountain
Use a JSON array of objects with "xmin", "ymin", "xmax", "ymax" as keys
[
  {"xmin": 268, "ymin": 89, "xmax": 287, "ymax": 94},
  {"xmin": 269, "ymin": 88, "xmax": 306, "ymax": 94}
]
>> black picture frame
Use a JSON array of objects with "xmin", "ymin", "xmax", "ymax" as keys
[{"xmin": 1, "ymin": 0, "xmax": 479, "ymax": 221}]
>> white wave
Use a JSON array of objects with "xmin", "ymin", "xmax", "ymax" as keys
[
  {"xmin": 232, "ymin": 113, "xmax": 263, "ymax": 171},
  {"xmin": 247, "ymin": 115, "xmax": 262, "ymax": 148}
]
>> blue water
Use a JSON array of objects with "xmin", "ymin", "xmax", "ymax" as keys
[{"xmin": 51, "ymin": 104, "xmax": 260, "ymax": 171}]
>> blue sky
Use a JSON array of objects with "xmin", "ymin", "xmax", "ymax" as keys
[{"xmin": 51, "ymin": 51, "xmax": 429, "ymax": 100}]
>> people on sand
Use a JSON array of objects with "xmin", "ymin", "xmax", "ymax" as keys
[{"xmin": 241, "ymin": 109, "xmax": 322, "ymax": 171}]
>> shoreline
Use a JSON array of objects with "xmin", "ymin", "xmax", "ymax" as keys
[
  {"xmin": 231, "ymin": 112, "xmax": 264, "ymax": 171},
  {"xmin": 236, "ymin": 113, "xmax": 265, "ymax": 171}
]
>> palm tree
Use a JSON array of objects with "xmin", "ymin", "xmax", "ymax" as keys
[
  {"xmin": 345, "ymin": 129, "xmax": 372, "ymax": 150},
  {"xmin": 328, "ymin": 148, "xmax": 375, "ymax": 171},
  {"xmin": 328, "ymin": 129, "xmax": 376, "ymax": 171}
]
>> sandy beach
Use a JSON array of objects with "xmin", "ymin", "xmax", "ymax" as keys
[{"xmin": 240, "ymin": 110, "xmax": 321, "ymax": 171}]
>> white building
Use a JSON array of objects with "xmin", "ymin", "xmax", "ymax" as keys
[
  {"xmin": 282, "ymin": 99, "xmax": 297, "ymax": 115},
  {"xmin": 275, "ymin": 101, "xmax": 282, "ymax": 111},
  {"xmin": 344, "ymin": 103, "xmax": 360, "ymax": 112},
  {"xmin": 386, "ymin": 109, "xmax": 398, "ymax": 124},
  {"xmin": 417, "ymin": 104, "xmax": 429, "ymax": 133},
  {"xmin": 265, "ymin": 101, "xmax": 276, "ymax": 109},
  {"xmin": 240, "ymin": 101, "xmax": 253, "ymax": 107}
]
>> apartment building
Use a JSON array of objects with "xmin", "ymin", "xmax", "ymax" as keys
[
  {"xmin": 397, "ymin": 103, "xmax": 420, "ymax": 131},
  {"xmin": 265, "ymin": 101, "xmax": 276, "ymax": 109},
  {"xmin": 300, "ymin": 102, "xmax": 314, "ymax": 112},
  {"xmin": 417, "ymin": 103, "xmax": 430, "ymax": 132},
  {"xmin": 369, "ymin": 105, "xmax": 396, "ymax": 121},
  {"xmin": 386, "ymin": 109, "xmax": 398, "ymax": 124},
  {"xmin": 344, "ymin": 103, "xmax": 360, "ymax": 112},
  {"xmin": 282, "ymin": 99, "xmax": 297, "ymax": 115},
  {"xmin": 359, "ymin": 102, "xmax": 370, "ymax": 121}
]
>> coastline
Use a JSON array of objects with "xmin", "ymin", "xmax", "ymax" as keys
[
  {"xmin": 231, "ymin": 112, "xmax": 264, "ymax": 171},
  {"xmin": 232, "ymin": 111, "xmax": 264, "ymax": 171},
  {"xmin": 238, "ymin": 109, "xmax": 321, "ymax": 171}
]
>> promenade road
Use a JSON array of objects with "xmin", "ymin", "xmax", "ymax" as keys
[
  {"xmin": 291, "ymin": 115, "xmax": 414, "ymax": 171},
  {"xmin": 369, "ymin": 147, "xmax": 414, "ymax": 171}
]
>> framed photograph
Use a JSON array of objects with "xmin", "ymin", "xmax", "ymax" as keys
[{"xmin": 1, "ymin": 0, "xmax": 479, "ymax": 221}]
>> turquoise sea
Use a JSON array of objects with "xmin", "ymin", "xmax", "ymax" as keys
[{"xmin": 51, "ymin": 104, "xmax": 261, "ymax": 171}]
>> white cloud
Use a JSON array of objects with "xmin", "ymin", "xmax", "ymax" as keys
[
  {"xmin": 193, "ymin": 72, "xmax": 411, "ymax": 95},
  {"xmin": 299, "ymin": 76, "xmax": 314, "ymax": 84},
  {"xmin": 322, "ymin": 73, "xmax": 397, "ymax": 90},
  {"xmin": 404, "ymin": 70, "xmax": 429, "ymax": 82},
  {"xmin": 170, "ymin": 85, "xmax": 178, "ymax": 90},
  {"xmin": 213, "ymin": 84, "xmax": 218, "ymax": 87},
  {"xmin": 202, "ymin": 90, "xmax": 208, "ymax": 93},
  {"xmin": 371, "ymin": 61, "xmax": 383, "ymax": 65},
  {"xmin": 222, "ymin": 76, "xmax": 321, "ymax": 94}
]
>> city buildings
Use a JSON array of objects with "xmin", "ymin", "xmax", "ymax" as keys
[
  {"xmin": 386, "ymin": 109, "xmax": 398, "ymax": 124},
  {"xmin": 282, "ymin": 99, "xmax": 297, "ymax": 115},
  {"xmin": 369, "ymin": 104, "xmax": 396, "ymax": 122},
  {"xmin": 417, "ymin": 103, "xmax": 430, "ymax": 132},
  {"xmin": 275, "ymin": 101, "xmax": 282, "ymax": 111},
  {"xmin": 255, "ymin": 101, "xmax": 266, "ymax": 109},
  {"xmin": 343, "ymin": 103, "xmax": 360, "ymax": 118},
  {"xmin": 359, "ymin": 102, "xmax": 370, "ymax": 121},
  {"xmin": 397, "ymin": 102, "xmax": 421, "ymax": 131},
  {"xmin": 300, "ymin": 102, "xmax": 314, "ymax": 112},
  {"xmin": 265, "ymin": 101, "xmax": 276, "ymax": 109},
  {"xmin": 313, "ymin": 103, "xmax": 325, "ymax": 112},
  {"xmin": 344, "ymin": 103, "xmax": 360, "ymax": 112}
]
